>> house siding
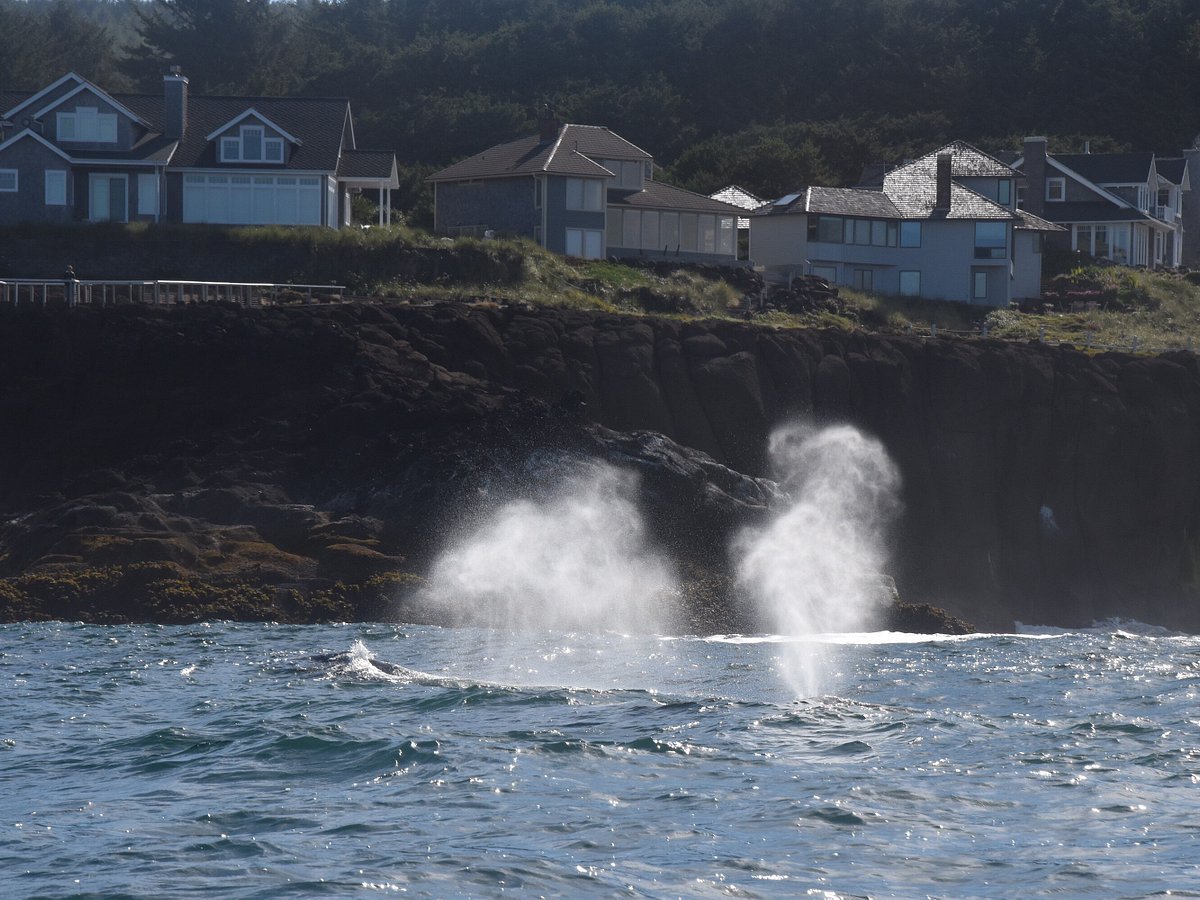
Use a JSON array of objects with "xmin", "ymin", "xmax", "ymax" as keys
[
  {"xmin": 1012, "ymin": 231, "xmax": 1044, "ymax": 300},
  {"xmin": 544, "ymin": 175, "xmax": 606, "ymax": 255},
  {"xmin": 45, "ymin": 92, "xmax": 140, "ymax": 153},
  {"xmin": 0, "ymin": 139, "xmax": 74, "ymax": 225},
  {"xmin": 753, "ymin": 213, "xmax": 1013, "ymax": 306},
  {"xmin": 436, "ymin": 176, "xmax": 540, "ymax": 239}
]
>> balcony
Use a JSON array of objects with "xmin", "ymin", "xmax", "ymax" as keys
[{"xmin": 1153, "ymin": 205, "xmax": 1176, "ymax": 224}]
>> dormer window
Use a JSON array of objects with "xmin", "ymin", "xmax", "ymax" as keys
[
  {"xmin": 220, "ymin": 124, "xmax": 285, "ymax": 163},
  {"xmin": 1046, "ymin": 177, "xmax": 1065, "ymax": 202},
  {"xmin": 58, "ymin": 107, "xmax": 117, "ymax": 143}
]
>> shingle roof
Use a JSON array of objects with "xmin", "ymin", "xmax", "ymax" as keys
[
  {"xmin": 338, "ymin": 149, "xmax": 398, "ymax": 180},
  {"xmin": 1037, "ymin": 201, "xmax": 1156, "ymax": 224},
  {"xmin": 610, "ymin": 180, "xmax": 745, "ymax": 215},
  {"xmin": 1054, "ymin": 152, "xmax": 1155, "ymax": 185},
  {"xmin": 427, "ymin": 123, "xmax": 653, "ymax": 183},
  {"xmin": 0, "ymin": 85, "xmax": 371, "ymax": 175},
  {"xmin": 807, "ymin": 186, "xmax": 901, "ymax": 218},
  {"xmin": 891, "ymin": 141, "xmax": 1017, "ymax": 179},
  {"xmin": 883, "ymin": 171, "xmax": 1015, "ymax": 220},
  {"xmin": 709, "ymin": 185, "xmax": 764, "ymax": 209},
  {"xmin": 1013, "ymin": 209, "xmax": 1067, "ymax": 232}
]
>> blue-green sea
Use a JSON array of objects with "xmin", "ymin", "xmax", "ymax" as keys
[{"xmin": 2, "ymin": 621, "xmax": 1198, "ymax": 898}]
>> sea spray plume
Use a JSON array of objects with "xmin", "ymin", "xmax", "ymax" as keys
[
  {"xmin": 418, "ymin": 461, "xmax": 679, "ymax": 633},
  {"xmin": 735, "ymin": 423, "xmax": 902, "ymax": 696}
]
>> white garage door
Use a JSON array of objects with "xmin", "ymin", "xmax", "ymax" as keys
[{"xmin": 183, "ymin": 174, "xmax": 323, "ymax": 225}]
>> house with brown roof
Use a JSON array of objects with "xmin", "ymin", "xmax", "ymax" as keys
[
  {"xmin": 750, "ymin": 141, "xmax": 1062, "ymax": 306},
  {"xmin": 1012, "ymin": 137, "xmax": 1187, "ymax": 268},
  {"xmin": 426, "ymin": 110, "xmax": 743, "ymax": 262},
  {"xmin": 0, "ymin": 70, "xmax": 398, "ymax": 228}
]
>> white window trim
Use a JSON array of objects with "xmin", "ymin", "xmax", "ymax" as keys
[
  {"xmin": 219, "ymin": 124, "xmax": 285, "ymax": 163},
  {"xmin": 1045, "ymin": 177, "xmax": 1066, "ymax": 202},
  {"xmin": 0, "ymin": 169, "xmax": 17, "ymax": 192},
  {"xmin": 45, "ymin": 170, "xmax": 67, "ymax": 205},
  {"xmin": 57, "ymin": 107, "xmax": 118, "ymax": 144}
]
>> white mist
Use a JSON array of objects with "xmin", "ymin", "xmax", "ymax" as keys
[
  {"xmin": 735, "ymin": 423, "xmax": 901, "ymax": 697},
  {"xmin": 419, "ymin": 461, "xmax": 679, "ymax": 635}
]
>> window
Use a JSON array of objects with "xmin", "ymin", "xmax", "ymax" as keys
[
  {"xmin": 566, "ymin": 177, "xmax": 602, "ymax": 211},
  {"xmin": 660, "ymin": 212, "xmax": 679, "ymax": 250},
  {"xmin": 997, "ymin": 180, "xmax": 1012, "ymax": 206},
  {"xmin": 699, "ymin": 215, "xmax": 716, "ymax": 252},
  {"xmin": 57, "ymin": 107, "xmax": 117, "ymax": 143},
  {"xmin": 1016, "ymin": 184, "xmax": 1026, "ymax": 209},
  {"xmin": 1075, "ymin": 225, "xmax": 1091, "ymax": 254},
  {"xmin": 811, "ymin": 215, "xmax": 842, "ymax": 243},
  {"xmin": 973, "ymin": 271, "xmax": 988, "ymax": 300},
  {"xmin": 533, "ymin": 177, "xmax": 542, "ymax": 210},
  {"xmin": 899, "ymin": 271, "xmax": 921, "ymax": 297},
  {"xmin": 974, "ymin": 222, "xmax": 1007, "ymax": 258},
  {"xmin": 1093, "ymin": 224, "xmax": 1109, "ymax": 259},
  {"xmin": 601, "ymin": 159, "xmax": 643, "ymax": 190},
  {"xmin": 1046, "ymin": 177, "xmax": 1065, "ymax": 202},
  {"xmin": 870, "ymin": 221, "xmax": 887, "ymax": 246},
  {"xmin": 900, "ymin": 221, "xmax": 921, "ymax": 247},
  {"xmin": 220, "ymin": 124, "xmax": 286, "ymax": 163},
  {"xmin": 717, "ymin": 216, "xmax": 735, "ymax": 255},
  {"xmin": 137, "ymin": 173, "xmax": 158, "ymax": 216},
  {"xmin": 0, "ymin": 170, "xmax": 17, "ymax": 192},
  {"xmin": 812, "ymin": 265, "xmax": 838, "ymax": 284},
  {"xmin": 853, "ymin": 269, "xmax": 873, "ymax": 291},
  {"xmin": 854, "ymin": 220, "xmax": 871, "ymax": 245},
  {"xmin": 45, "ymin": 170, "xmax": 66, "ymax": 205},
  {"xmin": 621, "ymin": 208, "xmax": 641, "ymax": 247},
  {"xmin": 565, "ymin": 228, "xmax": 603, "ymax": 259},
  {"xmin": 641, "ymin": 210, "xmax": 659, "ymax": 250}
]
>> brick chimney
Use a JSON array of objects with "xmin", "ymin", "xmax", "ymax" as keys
[
  {"xmin": 934, "ymin": 152, "xmax": 952, "ymax": 212},
  {"xmin": 164, "ymin": 67, "xmax": 188, "ymax": 141},
  {"xmin": 537, "ymin": 103, "xmax": 559, "ymax": 144},
  {"xmin": 1023, "ymin": 136, "xmax": 1048, "ymax": 216}
]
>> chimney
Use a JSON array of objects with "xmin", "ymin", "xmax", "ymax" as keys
[
  {"xmin": 537, "ymin": 103, "xmax": 559, "ymax": 144},
  {"xmin": 164, "ymin": 67, "xmax": 188, "ymax": 141},
  {"xmin": 935, "ymin": 152, "xmax": 952, "ymax": 212},
  {"xmin": 1023, "ymin": 136, "xmax": 1048, "ymax": 216}
]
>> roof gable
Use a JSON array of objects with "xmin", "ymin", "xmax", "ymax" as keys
[
  {"xmin": 32, "ymin": 81, "xmax": 149, "ymax": 127},
  {"xmin": 2, "ymin": 72, "xmax": 86, "ymax": 120},
  {"xmin": 891, "ymin": 141, "xmax": 1017, "ymax": 179},
  {"xmin": 1053, "ymin": 152, "xmax": 1154, "ymax": 185},
  {"xmin": 205, "ymin": 107, "xmax": 302, "ymax": 145},
  {"xmin": 0, "ymin": 128, "xmax": 73, "ymax": 162}
]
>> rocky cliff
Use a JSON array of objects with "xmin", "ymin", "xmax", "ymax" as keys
[{"xmin": 2, "ymin": 300, "xmax": 1198, "ymax": 631}]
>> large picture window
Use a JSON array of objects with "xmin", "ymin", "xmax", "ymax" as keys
[
  {"xmin": 566, "ymin": 177, "xmax": 603, "ymax": 211},
  {"xmin": 58, "ymin": 107, "xmax": 117, "ymax": 143},
  {"xmin": 565, "ymin": 228, "xmax": 603, "ymax": 259},
  {"xmin": 974, "ymin": 222, "xmax": 1007, "ymax": 259},
  {"xmin": 900, "ymin": 221, "xmax": 921, "ymax": 247}
]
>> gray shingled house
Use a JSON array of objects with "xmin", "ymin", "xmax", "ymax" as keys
[
  {"xmin": 750, "ymin": 142, "xmax": 1062, "ymax": 306},
  {"xmin": 426, "ymin": 112, "xmax": 743, "ymax": 262},
  {"xmin": 0, "ymin": 71, "xmax": 398, "ymax": 228},
  {"xmin": 1012, "ymin": 137, "xmax": 1188, "ymax": 268}
]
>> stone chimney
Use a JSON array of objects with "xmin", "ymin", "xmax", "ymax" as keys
[
  {"xmin": 1023, "ymin": 136, "xmax": 1048, "ymax": 216},
  {"xmin": 537, "ymin": 103, "xmax": 559, "ymax": 144},
  {"xmin": 934, "ymin": 152, "xmax": 952, "ymax": 212},
  {"xmin": 164, "ymin": 67, "xmax": 188, "ymax": 141}
]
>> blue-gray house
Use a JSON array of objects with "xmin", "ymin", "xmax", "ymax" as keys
[
  {"xmin": 427, "ymin": 113, "xmax": 742, "ymax": 263},
  {"xmin": 0, "ymin": 70, "xmax": 398, "ymax": 228}
]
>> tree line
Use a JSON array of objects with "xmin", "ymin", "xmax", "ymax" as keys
[{"xmin": 2, "ymin": 0, "xmax": 1197, "ymax": 221}]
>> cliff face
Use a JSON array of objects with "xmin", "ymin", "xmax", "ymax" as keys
[{"xmin": 2, "ymin": 301, "xmax": 1198, "ymax": 631}]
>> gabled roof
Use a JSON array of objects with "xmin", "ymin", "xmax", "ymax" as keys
[
  {"xmin": 890, "ymin": 141, "xmax": 1017, "ymax": 179},
  {"xmin": 1032, "ymin": 201, "xmax": 1159, "ymax": 225},
  {"xmin": 883, "ymin": 171, "xmax": 1016, "ymax": 220},
  {"xmin": 426, "ymin": 122, "xmax": 652, "ymax": 183},
  {"xmin": 32, "ymin": 81, "xmax": 150, "ymax": 127},
  {"xmin": 609, "ymin": 180, "xmax": 744, "ymax": 215},
  {"xmin": 0, "ymin": 128, "xmax": 73, "ymax": 162},
  {"xmin": 204, "ymin": 107, "xmax": 301, "ymax": 145},
  {"xmin": 709, "ymin": 185, "xmax": 764, "ymax": 210},
  {"xmin": 2, "ymin": 72, "xmax": 86, "ymax": 120},
  {"xmin": 338, "ymin": 149, "xmax": 400, "ymax": 186},
  {"xmin": 1053, "ymin": 152, "xmax": 1155, "ymax": 185}
]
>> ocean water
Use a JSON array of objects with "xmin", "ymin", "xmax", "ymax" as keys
[{"xmin": 1, "ymin": 621, "xmax": 1198, "ymax": 898}]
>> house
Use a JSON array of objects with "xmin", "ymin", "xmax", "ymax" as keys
[
  {"xmin": 1012, "ymin": 136, "xmax": 1187, "ymax": 268},
  {"xmin": 0, "ymin": 70, "xmax": 398, "ymax": 228},
  {"xmin": 709, "ymin": 185, "xmax": 765, "ymax": 258},
  {"xmin": 426, "ymin": 111, "xmax": 743, "ymax": 262},
  {"xmin": 749, "ymin": 142, "xmax": 1063, "ymax": 306}
]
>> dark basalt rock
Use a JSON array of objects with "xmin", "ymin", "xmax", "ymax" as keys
[{"xmin": 2, "ymin": 299, "xmax": 1200, "ymax": 632}]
